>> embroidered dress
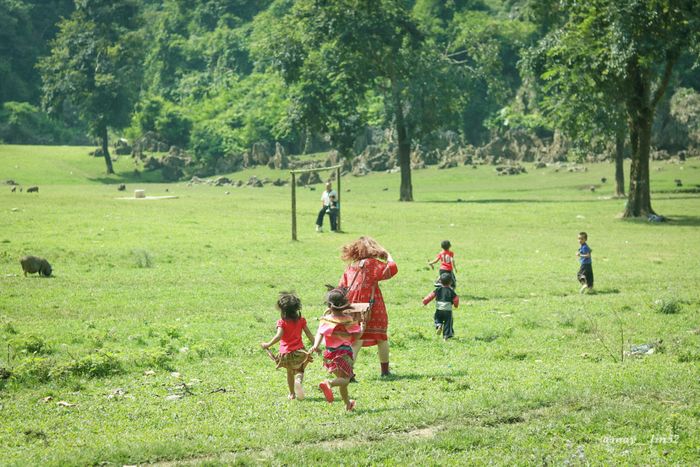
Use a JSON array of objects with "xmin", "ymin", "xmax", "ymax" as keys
[
  {"xmin": 318, "ymin": 314, "xmax": 361, "ymax": 377},
  {"xmin": 339, "ymin": 258, "xmax": 398, "ymax": 347}
]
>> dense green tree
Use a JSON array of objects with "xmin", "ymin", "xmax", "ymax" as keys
[
  {"xmin": 38, "ymin": 0, "xmax": 143, "ymax": 174},
  {"xmin": 528, "ymin": 0, "xmax": 700, "ymax": 217},
  {"xmin": 256, "ymin": 0, "xmax": 462, "ymax": 201},
  {"xmin": 0, "ymin": 0, "xmax": 74, "ymax": 105}
]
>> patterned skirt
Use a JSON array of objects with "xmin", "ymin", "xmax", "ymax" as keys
[
  {"xmin": 323, "ymin": 346, "xmax": 354, "ymax": 378},
  {"xmin": 276, "ymin": 349, "xmax": 311, "ymax": 372},
  {"xmin": 360, "ymin": 305, "xmax": 388, "ymax": 347}
]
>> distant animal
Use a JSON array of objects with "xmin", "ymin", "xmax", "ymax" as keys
[
  {"xmin": 601, "ymin": 177, "xmax": 607, "ymax": 183},
  {"xmin": 26, "ymin": 186, "xmax": 39, "ymax": 193},
  {"xmin": 20, "ymin": 255, "xmax": 52, "ymax": 277},
  {"xmin": 118, "ymin": 184, "xmax": 126, "ymax": 191}
]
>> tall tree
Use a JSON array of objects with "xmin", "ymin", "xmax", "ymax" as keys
[
  {"xmin": 38, "ymin": 0, "xmax": 142, "ymax": 174},
  {"xmin": 530, "ymin": 0, "xmax": 700, "ymax": 217},
  {"xmin": 255, "ymin": 0, "xmax": 461, "ymax": 201}
]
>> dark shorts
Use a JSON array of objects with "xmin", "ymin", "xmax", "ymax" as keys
[{"xmin": 577, "ymin": 263, "xmax": 594, "ymax": 287}]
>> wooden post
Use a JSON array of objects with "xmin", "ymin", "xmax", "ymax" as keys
[
  {"xmin": 291, "ymin": 172, "xmax": 297, "ymax": 241},
  {"xmin": 336, "ymin": 166, "xmax": 341, "ymax": 232}
]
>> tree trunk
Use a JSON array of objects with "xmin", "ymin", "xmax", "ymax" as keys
[
  {"xmin": 99, "ymin": 121, "xmax": 114, "ymax": 174},
  {"xmin": 622, "ymin": 54, "xmax": 676, "ymax": 218},
  {"xmin": 623, "ymin": 60, "xmax": 654, "ymax": 218},
  {"xmin": 391, "ymin": 79, "xmax": 413, "ymax": 201},
  {"xmin": 614, "ymin": 125, "xmax": 625, "ymax": 197}
]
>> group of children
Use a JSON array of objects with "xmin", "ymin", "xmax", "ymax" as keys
[
  {"xmin": 261, "ymin": 288, "xmax": 361, "ymax": 411},
  {"xmin": 262, "ymin": 234, "xmax": 594, "ymax": 409}
]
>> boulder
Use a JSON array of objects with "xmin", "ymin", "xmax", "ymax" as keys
[
  {"xmin": 251, "ymin": 141, "xmax": 273, "ymax": 166},
  {"xmin": 114, "ymin": 138, "xmax": 132, "ymax": 155},
  {"xmin": 214, "ymin": 177, "xmax": 232, "ymax": 186}
]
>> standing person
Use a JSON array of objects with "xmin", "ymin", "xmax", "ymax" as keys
[
  {"xmin": 422, "ymin": 273, "xmax": 460, "ymax": 340},
  {"xmin": 309, "ymin": 288, "xmax": 363, "ymax": 411},
  {"xmin": 260, "ymin": 292, "xmax": 315, "ymax": 400},
  {"xmin": 428, "ymin": 240, "xmax": 457, "ymax": 288},
  {"xmin": 338, "ymin": 236, "xmax": 398, "ymax": 377},
  {"xmin": 576, "ymin": 232, "xmax": 594, "ymax": 293},
  {"xmin": 316, "ymin": 182, "xmax": 338, "ymax": 233}
]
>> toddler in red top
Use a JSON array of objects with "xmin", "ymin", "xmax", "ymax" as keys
[
  {"xmin": 427, "ymin": 240, "xmax": 458, "ymax": 288},
  {"xmin": 261, "ymin": 292, "xmax": 315, "ymax": 400},
  {"xmin": 309, "ymin": 288, "xmax": 363, "ymax": 411}
]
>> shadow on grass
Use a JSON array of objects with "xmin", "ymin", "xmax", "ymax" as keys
[
  {"xmin": 418, "ymin": 198, "xmax": 613, "ymax": 205},
  {"xmin": 592, "ymin": 288, "xmax": 620, "ymax": 295},
  {"xmin": 461, "ymin": 295, "xmax": 489, "ymax": 301},
  {"xmin": 366, "ymin": 369, "xmax": 471, "ymax": 382},
  {"xmin": 89, "ymin": 171, "xmax": 165, "ymax": 184},
  {"xmin": 663, "ymin": 215, "xmax": 700, "ymax": 227}
]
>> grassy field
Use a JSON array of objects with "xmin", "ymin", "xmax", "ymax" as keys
[{"xmin": 1, "ymin": 145, "xmax": 699, "ymax": 465}]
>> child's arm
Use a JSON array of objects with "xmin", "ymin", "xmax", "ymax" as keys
[
  {"xmin": 427, "ymin": 256, "xmax": 439, "ymax": 268},
  {"xmin": 260, "ymin": 327, "xmax": 284, "ymax": 349},
  {"xmin": 302, "ymin": 324, "xmax": 314, "ymax": 344},
  {"xmin": 422, "ymin": 291, "xmax": 436, "ymax": 306},
  {"xmin": 307, "ymin": 330, "xmax": 324, "ymax": 355}
]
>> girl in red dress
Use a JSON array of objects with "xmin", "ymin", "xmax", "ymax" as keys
[
  {"xmin": 261, "ymin": 292, "xmax": 315, "ymax": 400},
  {"xmin": 338, "ymin": 236, "xmax": 398, "ymax": 377}
]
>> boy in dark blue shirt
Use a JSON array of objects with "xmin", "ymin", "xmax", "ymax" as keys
[
  {"xmin": 422, "ymin": 273, "xmax": 460, "ymax": 339},
  {"xmin": 576, "ymin": 232, "xmax": 594, "ymax": 293}
]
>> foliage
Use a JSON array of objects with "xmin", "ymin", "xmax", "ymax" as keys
[
  {"xmin": 38, "ymin": 0, "xmax": 145, "ymax": 173},
  {"xmin": 0, "ymin": 101, "xmax": 88, "ymax": 145}
]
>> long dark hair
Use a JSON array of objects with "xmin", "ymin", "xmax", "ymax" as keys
[{"xmin": 277, "ymin": 292, "xmax": 302, "ymax": 320}]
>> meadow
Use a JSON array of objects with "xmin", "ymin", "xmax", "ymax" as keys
[{"xmin": 1, "ymin": 145, "xmax": 699, "ymax": 466}]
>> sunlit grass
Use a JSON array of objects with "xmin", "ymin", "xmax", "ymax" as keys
[{"xmin": 1, "ymin": 145, "xmax": 699, "ymax": 465}]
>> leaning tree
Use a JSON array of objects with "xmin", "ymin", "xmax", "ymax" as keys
[{"xmin": 39, "ymin": 0, "xmax": 142, "ymax": 174}]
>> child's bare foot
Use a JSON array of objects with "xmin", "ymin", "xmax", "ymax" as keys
[
  {"xmin": 288, "ymin": 393, "xmax": 296, "ymax": 400},
  {"xmin": 319, "ymin": 380, "xmax": 334, "ymax": 402},
  {"xmin": 346, "ymin": 400, "xmax": 356, "ymax": 411}
]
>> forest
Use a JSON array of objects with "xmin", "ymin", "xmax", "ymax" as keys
[{"xmin": 1, "ymin": 0, "xmax": 699, "ymax": 213}]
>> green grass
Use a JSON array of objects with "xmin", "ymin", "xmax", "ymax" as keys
[{"xmin": 1, "ymin": 144, "xmax": 699, "ymax": 465}]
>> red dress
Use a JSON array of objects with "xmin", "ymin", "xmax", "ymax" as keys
[{"xmin": 339, "ymin": 258, "xmax": 398, "ymax": 347}]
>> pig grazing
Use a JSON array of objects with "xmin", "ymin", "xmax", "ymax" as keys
[{"xmin": 20, "ymin": 256, "xmax": 52, "ymax": 277}]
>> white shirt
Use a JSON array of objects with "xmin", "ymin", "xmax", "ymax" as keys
[{"xmin": 321, "ymin": 189, "xmax": 337, "ymax": 206}]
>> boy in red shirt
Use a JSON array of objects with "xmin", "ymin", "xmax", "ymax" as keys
[{"xmin": 428, "ymin": 240, "xmax": 458, "ymax": 288}]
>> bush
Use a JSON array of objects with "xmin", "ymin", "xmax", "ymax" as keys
[
  {"xmin": 654, "ymin": 298, "xmax": 681, "ymax": 315},
  {"xmin": 131, "ymin": 249, "xmax": 154, "ymax": 268},
  {"xmin": 10, "ymin": 335, "xmax": 51, "ymax": 355},
  {"xmin": 0, "ymin": 101, "xmax": 88, "ymax": 145},
  {"xmin": 12, "ymin": 357, "xmax": 53, "ymax": 383},
  {"xmin": 56, "ymin": 351, "xmax": 122, "ymax": 378}
]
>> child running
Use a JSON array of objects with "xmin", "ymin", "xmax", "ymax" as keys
[
  {"xmin": 309, "ymin": 288, "xmax": 363, "ymax": 411},
  {"xmin": 576, "ymin": 232, "xmax": 594, "ymax": 293},
  {"xmin": 261, "ymin": 292, "xmax": 315, "ymax": 400},
  {"xmin": 428, "ymin": 240, "xmax": 458, "ymax": 288},
  {"xmin": 423, "ymin": 273, "xmax": 460, "ymax": 339}
]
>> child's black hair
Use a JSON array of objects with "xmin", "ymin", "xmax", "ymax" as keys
[
  {"xmin": 277, "ymin": 292, "xmax": 302, "ymax": 320},
  {"xmin": 439, "ymin": 273, "xmax": 453, "ymax": 286},
  {"xmin": 441, "ymin": 240, "xmax": 451, "ymax": 250},
  {"xmin": 579, "ymin": 232, "xmax": 588, "ymax": 240}
]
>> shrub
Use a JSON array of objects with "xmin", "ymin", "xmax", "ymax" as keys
[
  {"xmin": 654, "ymin": 298, "xmax": 681, "ymax": 315},
  {"xmin": 0, "ymin": 101, "xmax": 88, "ymax": 145},
  {"xmin": 56, "ymin": 351, "xmax": 123, "ymax": 379},
  {"xmin": 10, "ymin": 335, "xmax": 51, "ymax": 355},
  {"xmin": 12, "ymin": 357, "xmax": 53, "ymax": 383},
  {"xmin": 138, "ymin": 348, "xmax": 174, "ymax": 370},
  {"xmin": 131, "ymin": 249, "xmax": 154, "ymax": 268}
]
